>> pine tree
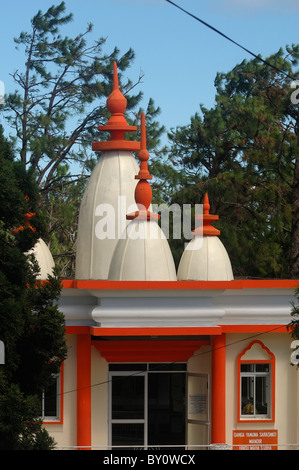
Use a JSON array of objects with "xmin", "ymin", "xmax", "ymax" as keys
[
  {"xmin": 163, "ymin": 45, "xmax": 299, "ymax": 278},
  {"xmin": 2, "ymin": 2, "xmax": 166, "ymax": 276},
  {"xmin": 0, "ymin": 125, "xmax": 67, "ymax": 449}
]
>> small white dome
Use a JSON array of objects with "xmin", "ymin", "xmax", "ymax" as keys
[
  {"xmin": 108, "ymin": 219, "xmax": 177, "ymax": 281},
  {"xmin": 27, "ymin": 238, "xmax": 55, "ymax": 280},
  {"xmin": 177, "ymin": 193, "xmax": 234, "ymax": 281},
  {"xmin": 75, "ymin": 150, "xmax": 139, "ymax": 280},
  {"xmin": 177, "ymin": 236, "xmax": 233, "ymax": 281}
]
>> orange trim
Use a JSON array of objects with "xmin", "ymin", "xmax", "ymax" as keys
[
  {"xmin": 61, "ymin": 279, "xmax": 299, "ymax": 290},
  {"xmin": 77, "ymin": 335, "xmax": 91, "ymax": 449},
  {"xmin": 66, "ymin": 326, "xmax": 90, "ymax": 335},
  {"xmin": 92, "ymin": 339, "xmax": 209, "ymax": 362},
  {"xmin": 92, "ymin": 140, "xmax": 140, "ymax": 152},
  {"xmin": 237, "ymin": 340, "xmax": 275, "ymax": 423},
  {"xmin": 90, "ymin": 326, "xmax": 222, "ymax": 336},
  {"xmin": 66, "ymin": 325, "xmax": 288, "ymax": 337},
  {"xmin": 211, "ymin": 334, "xmax": 226, "ymax": 444},
  {"xmin": 221, "ymin": 325, "xmax": 287, "ymax": 333},
  {"xmin": 61, "ymin": 279, "xmax": 76, "ymax": 288}
]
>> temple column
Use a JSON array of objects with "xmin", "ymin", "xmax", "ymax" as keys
[
  {"xmin": 211, "ymin": 334, "xmax": 226, "ymax": 446},
  {"xmin": 77, "ymin": 334, "xmax": 91, "ymax": 449}
]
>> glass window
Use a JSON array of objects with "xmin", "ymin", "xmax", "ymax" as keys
[
  {"xmin": 148, "ymin": 363, "xmax": 187, "ymax": 372},
  {"xmin": 240, "ymin": 364, "xmax": 270, "ymax": 417},
  {"xmin": 109, "ymin": 365, "xmax": 187, "ymax": 448},
  {"xmin": 109, "ymin": 364, "xmax": 147, "ymax": 371},
  {"xmin": 148, "ymin": 372, "xmax": 185, "ymax": 447},
  {"xmin": 112, "ymin": 423, "xmax": 144, "ymax": 447},
  {"xmin": 112, "ymin": 375, "xmax": 144, "ymax": 419},
  {"xmin": 41, "ymin": 373, "xmax": 61, "ymax": 421},
  {"xmin": 237, "ymin": 340, "xmax": 275, "ymax": 422}
]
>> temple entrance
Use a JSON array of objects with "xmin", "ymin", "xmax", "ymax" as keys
[{"xmin": 108, "ymin": 364, "xmax": 209, "ymax": 449}]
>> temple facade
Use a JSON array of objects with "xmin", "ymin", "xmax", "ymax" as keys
[{"xmin": 37, "ymin": 63, "xmax": 299, "ymax": 450}]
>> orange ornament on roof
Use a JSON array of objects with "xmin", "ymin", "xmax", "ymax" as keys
[
  {"xmin": 12, "ymin": 195, "xmax": 36, "ymax": 233},
  {"xmin": 92, "ymin": 62, "xmax": 140, "ymax": 152},
  {"xmin": 127, "ymin": 112, "xmax": 159, "ymax": 221},
  {"xmin": 108, "ymin": 113, "xmax": 176, "ymax": 281},
  {"xmin": 193, "ymin": 193, "xmax": 220, "ymax": 236}
]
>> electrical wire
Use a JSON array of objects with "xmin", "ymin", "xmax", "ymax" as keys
[
  {"xmin": 58, "ymin": 323, "xmax": 288, "ymax": 397},
  {"xmin": 165, "ymin": 0, "xmax": 297, "ymax": 82}
]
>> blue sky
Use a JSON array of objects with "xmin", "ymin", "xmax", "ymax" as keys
[{"xmin": 1, "ymin": 0, "xmax": 299, "ymax": 145}]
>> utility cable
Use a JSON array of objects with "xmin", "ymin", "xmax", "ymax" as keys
[
  {"xmin": 165, "ymin": 0, "xmax": 297, "ymax": 81},
  {"xmin": 58, "ymin": 323, "xmax": 288, "ymax": 397}
]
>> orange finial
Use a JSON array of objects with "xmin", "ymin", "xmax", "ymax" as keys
[
  {"xmin": 203, "ymin": 193, "xmax": 210, "ymax": 214},
  {"xmin": 127, "ymin": 113, "xmax": 159, "ymax": 221},
  {"xmin": 92, "ymin": 61, "xmax": 140, "ymax": 152},
  {"xmin": 135, "ymin": 112, "xmax": 152, "ymax": 181},
  {"xmin": 106, "ymin": 61, "xmax": 127, "ymax": 119},
  {"xmin": 12, "ymin": 195, "xmax": 36, "ymax": 233},
  {"xmin": 193, "ymin": 193, "xmax": 220, "ymax": 236}
]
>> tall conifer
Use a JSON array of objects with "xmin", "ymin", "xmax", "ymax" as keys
[{"xmin": 0, "ymin": 126, "xmax": 67, "ymax": 449}]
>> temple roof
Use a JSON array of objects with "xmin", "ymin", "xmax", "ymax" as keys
[
  {"xmin": 75, "ymin": 63, "xmax": 139, "ymax": 280},
  {"xmin": 108, "ymin": 113, "xmax": 176, "ymax": 281},
  {"xmin": 177, "ymin": 194, "xmax": 234, "ymax": 281}
]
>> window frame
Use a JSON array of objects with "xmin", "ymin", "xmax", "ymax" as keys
[
  {"xmin": 237, "ymin": 340, "xmax": 275, "ymax": 423},
  {"xmin": 41, "ymin": 364, "xmax": 64, "ymax": 424}
]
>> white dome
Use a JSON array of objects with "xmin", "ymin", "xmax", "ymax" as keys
[
  {"xmin": 75, "ymin": 150, "xmax": 139, "ymax": 280},
  {"xmin": 178, "ymin": 193, "xmax": 234, "ymax": 281},
  {"xmin": 177, "ymin": 236, "xmax": 233, "ymax": 281},
  {"xmin": 27, "ymin": 238, "xmax": 55, "ymax": 280},
  {"xmin": 108, "ymin": 219, "xmax": 177, "ymax": 281}
]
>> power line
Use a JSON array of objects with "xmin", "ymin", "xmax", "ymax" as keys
[
  {"xmin": 58, "ymin": 324, "xmax": 287, "ymax": 398},
  {"xmin": 165, "ymin": 0, "xmax": 297, "ymax": 81}
]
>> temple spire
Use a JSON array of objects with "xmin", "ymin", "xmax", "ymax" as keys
[
  {"xmin": 127, "ymin": 112, "xmax": 159, "ymax": 221},
  {"xmin": 193, "ymin": 193, "xmax": 220, "ymax": 236},
  {"xmin": 92, "ymin": 62, "xmax": 140, "ymax": 152}
]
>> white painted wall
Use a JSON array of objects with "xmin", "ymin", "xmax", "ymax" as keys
[
  {"xmin": 225, "ymin": 332, "xmax": 298, "ymax": 449},
  {"xmin": 44, "ymin": 334, "xmax": 77, "ymax": 449},
  {"xmin": 91, "ymin": 346, "xmax": 109, "ymax": 449},
  {"xmin": 45, "ymin": 331, "xmax": 299, "ymax": 450}
]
